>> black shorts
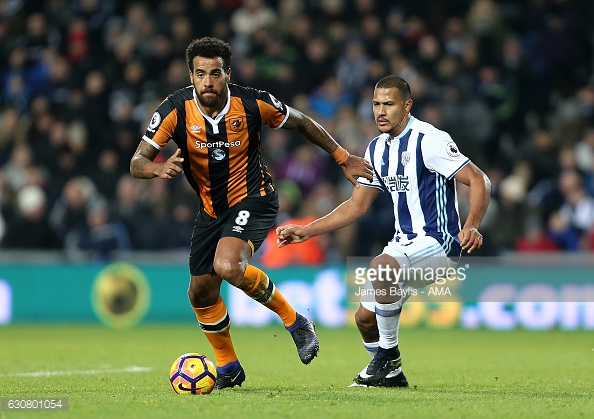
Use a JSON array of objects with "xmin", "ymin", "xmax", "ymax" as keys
[{"xmin": 189, "ymin": 192, "xmax": 279, "ymax": 276}]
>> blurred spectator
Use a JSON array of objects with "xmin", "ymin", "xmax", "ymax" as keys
[
  {"xmin": 0, "ymin": 107, "xmax": 28, "ymax": 165},
  {"xmin": 476, "ymin": 65, "xmax": 518, "ymax": 153},
  {"xmin": 190, "ymin": 0, "xmax": 231, "ymax": 39},
  {"xmin": 548, "ymin": 210, "xmax": 580, "ymax": 251},
  {"xmin": 574, "ymin": 126, "xmax": 594, "ymax": 195},
  {"xmin": 574, "ymin": 126, "xmax": 594, "ymax": 175},
  {"xmin": 309, "ymin": 76, "xmax": 356, "ymax": 120},
  {"xmin": 442, "ymin": 17, "xmax": 467, "ymax": 57},
  {"xmin": 66, "ymin": 204, "xmax": 130, "ymax": 261},
  {"xmin": 66, "ymin": 16, "xmax": 90, "ymax": 66},
  {"xmin": 465, "ymin": 0, "xmax": 506, "ymax": 66},
  {"xmin": 556, "ymin": 170, "xmax": 594, "ymax": 244},
  {"xmin": 1, "ymin": 48, "xmax": 32, "ymax": 115},
  {"xmin": 169, "ymin": 15, "xmax": 194, "ymax": 57},
  {"xmin": 16, "ymin": 12, "xmax": 61, "ymax": 64},
  {"xmin": 277, "ymin": 144, "xmax": 328, "ymax": 196},
  {"xmin": 294, "ymin": 37, "xmax": 334, "ymax": 94},
  {"xmin": 488, "ymin": 168, "xmax": 529, "ymax": 252},
  {"xmin": 359, "ymin": 13, "xmax": 383, "ymax": 59},
  {"xmin": 1, "ymin": 184, "xmax": 61, "ymax": 249},
  {"xmin": 335, "ymin": 38, "xmax": 370, "ymax": 93},
  {"xmin": 515, "ymin": 219, "xmax": 559, "ymax": 253},
  {"xmin": 49, "ymin": 175, "xmax": 106, "ymax": 242},
  {"xmin": 230, "ymin": 0, "xmax": 277, "ymax": 55},
  {"xmin": 3, "ymin": 143, "xmax": 33, "ymax": 191},
  {"xmin": 529, "ymin": 0, "xmax": 593, "ymax": 99},
  {"xmin": 231, "ymin": 0, "xmax": 277, "ymax": 38},
  {"xmin": 412, "ymin": 34, "xmax": 442, "ymax": 80},
  {"xmin": 110, "ymin": 174, "xmax": 147, "ymax": 248},
  {"xmin": 80, "ymin": 70, "xmax": 111, "ymax": 150},
  {"xmin": 89, "ymin": 149, "xmax": 123, "ymax": 202}
]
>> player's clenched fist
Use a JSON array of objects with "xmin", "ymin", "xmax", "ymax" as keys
[
  {"xmin": 458, "ymin": 225, "xmax": 483, "ymax": 254},
  {"xmin": 158, "ymin": 148, "xmax": 184, "ymax": 179}
]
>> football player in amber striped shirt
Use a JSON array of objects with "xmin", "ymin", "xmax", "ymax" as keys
[{"xmin": 130, "ymin": 37, "xmax": 373, "ymax": 389}]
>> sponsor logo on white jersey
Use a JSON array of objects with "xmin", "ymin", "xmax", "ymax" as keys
[{"xmin": 382, "ymin": 175, "xmax": 410, "ymax": 192}]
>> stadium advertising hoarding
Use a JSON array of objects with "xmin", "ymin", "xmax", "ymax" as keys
[{"xmin": 0, "ymin": 256, "xmax": 593, "ymax": 330}]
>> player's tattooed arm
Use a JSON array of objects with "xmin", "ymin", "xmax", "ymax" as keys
[
  {"xmin": 283, "ymin": 106, "xmax": 338, "ymax": 153},
  {"xmin": 130, "ymin": 141, "xmax": 184, "ymax": 180},
  {"xmin": 283, "ymin": 106, "xmax": 373, "ymax": 185}
]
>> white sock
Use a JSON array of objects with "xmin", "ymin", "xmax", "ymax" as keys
[
  {"xmin": 375, "ymin": 301, "xmax": 402, "ymax": 349},
  {"xmin": 362, "ymin": 340, "xmax": 378, "ymax": 358}
]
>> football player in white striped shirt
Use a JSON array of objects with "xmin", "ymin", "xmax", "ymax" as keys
[{"xmin": 277, "ymin": 75, "xmax": 491, "ymax": 387}]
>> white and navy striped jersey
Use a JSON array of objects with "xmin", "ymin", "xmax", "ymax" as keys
[{"xmin": 358, "ymin": 116, "xmax": 470, "ymax": 259}]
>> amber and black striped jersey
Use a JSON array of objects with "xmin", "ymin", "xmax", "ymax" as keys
[{"xmin": 142, "ymin": 84, "xmax": 288, "ymax": 218}]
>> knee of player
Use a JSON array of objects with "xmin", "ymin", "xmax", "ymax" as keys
[
  {"xmin": 369, "ymin": 254, "xmax": 400, "ymax": 274},
  {"xmin": 213, "ymin": 259, "xmax": 244, "ymax": 284}
]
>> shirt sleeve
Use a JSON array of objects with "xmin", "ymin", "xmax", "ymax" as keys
[
  {"xmin": 421, "ymin": 130, "xmax": 470, "ymax": 180},
  {"xmin": 357, "ymin": 142, "xmax": 384, "ymax": 190},
  {"xmin": 142, "ymin": 98, "xmax": 177, "ymax": 149},
  {"xmin": 253, "ymin": 89, "xmax": 289, "ymax": 129}
]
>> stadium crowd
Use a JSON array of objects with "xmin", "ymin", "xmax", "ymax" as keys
[{"xmin": 1, "ymin": 0, "xmax": 594, "ymax": 262}]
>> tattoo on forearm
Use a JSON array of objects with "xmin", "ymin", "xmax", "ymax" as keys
[
  {"xmin": 296, "ymin": 116, "xmax": 337, "ymax": 153},
  {"xmin": 130, "ymin": 141, "xmax": 159, "ymax": 178}
]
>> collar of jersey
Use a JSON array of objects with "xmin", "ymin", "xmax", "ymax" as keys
[
  {"xmin": 387, "ymin": 115, "xmax": 415, "ymax": 144},
  {"xmin": 193, "ymin": 87, "xmax": 231, "ymax": 125}
]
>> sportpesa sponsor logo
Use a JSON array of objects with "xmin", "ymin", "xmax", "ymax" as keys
[{"xmin": 195, "ymin": 140, "xmax": 241, "ymax": 149}]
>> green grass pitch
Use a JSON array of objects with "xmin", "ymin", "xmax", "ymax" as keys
[{"xmin": 1, "ymin": 324, "xmax": 593, "ymax": 418}]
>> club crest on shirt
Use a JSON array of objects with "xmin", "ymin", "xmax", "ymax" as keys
[
  {"xmin": 446, "ymin": 142, "xmax": 460, "ymax": 157},
  {"xmin": 401, "ymin": 151, "xmax": 411, "ymax": 166},
  {"xmin": 229, "ymin": 117, "xmax": 244, "ymax": 132}
]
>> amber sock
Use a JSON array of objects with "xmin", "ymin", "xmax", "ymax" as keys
[
  {"xmin": 237, "ymin": 264, "xmax": 297, "ymax": 327},
  {"xmin": 192, "ymin": 296, "xmax": 237, "ymax": 367}
]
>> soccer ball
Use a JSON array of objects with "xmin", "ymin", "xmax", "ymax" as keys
[{"xmin": 169, "ymin": 353, "xmax": 217, "ymax": 395}]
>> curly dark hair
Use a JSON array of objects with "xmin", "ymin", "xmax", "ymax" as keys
[{"xmin": 186, "ymin": 37, "xmax": 233, "ymax": 72}]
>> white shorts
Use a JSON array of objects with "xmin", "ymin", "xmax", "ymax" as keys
[{"xmin": 360, "ymin": 235, "xmax": 457, "ymax": 311}]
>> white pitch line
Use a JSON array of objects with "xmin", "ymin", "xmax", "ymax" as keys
[{"xmin": 0, "ymin": 366, "xmax": 152, "ymax": 378}]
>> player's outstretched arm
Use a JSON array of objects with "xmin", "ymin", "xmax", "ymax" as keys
[
  {"xmin": 454, "ymin": 162, "xmax": 491, "ymax": 254},
  {"xmin": 277, "ymin": 186, "xmax": 380, "ymax": 247},
  {"xmin": 130, "ymin": 141, "xmax": 184, "ymax": 180},
  {"xmin": 282, "ymin": 106, "xmax": 373, "ymax": 187}
]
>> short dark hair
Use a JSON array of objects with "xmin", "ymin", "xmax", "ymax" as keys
[
  {"xmin": 186, "ymin": 37, "xmax": 233, "ymax": 72},
  {"xmin": 376, "ymin": 75, "xmax": 412, "ymax": 101}
]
